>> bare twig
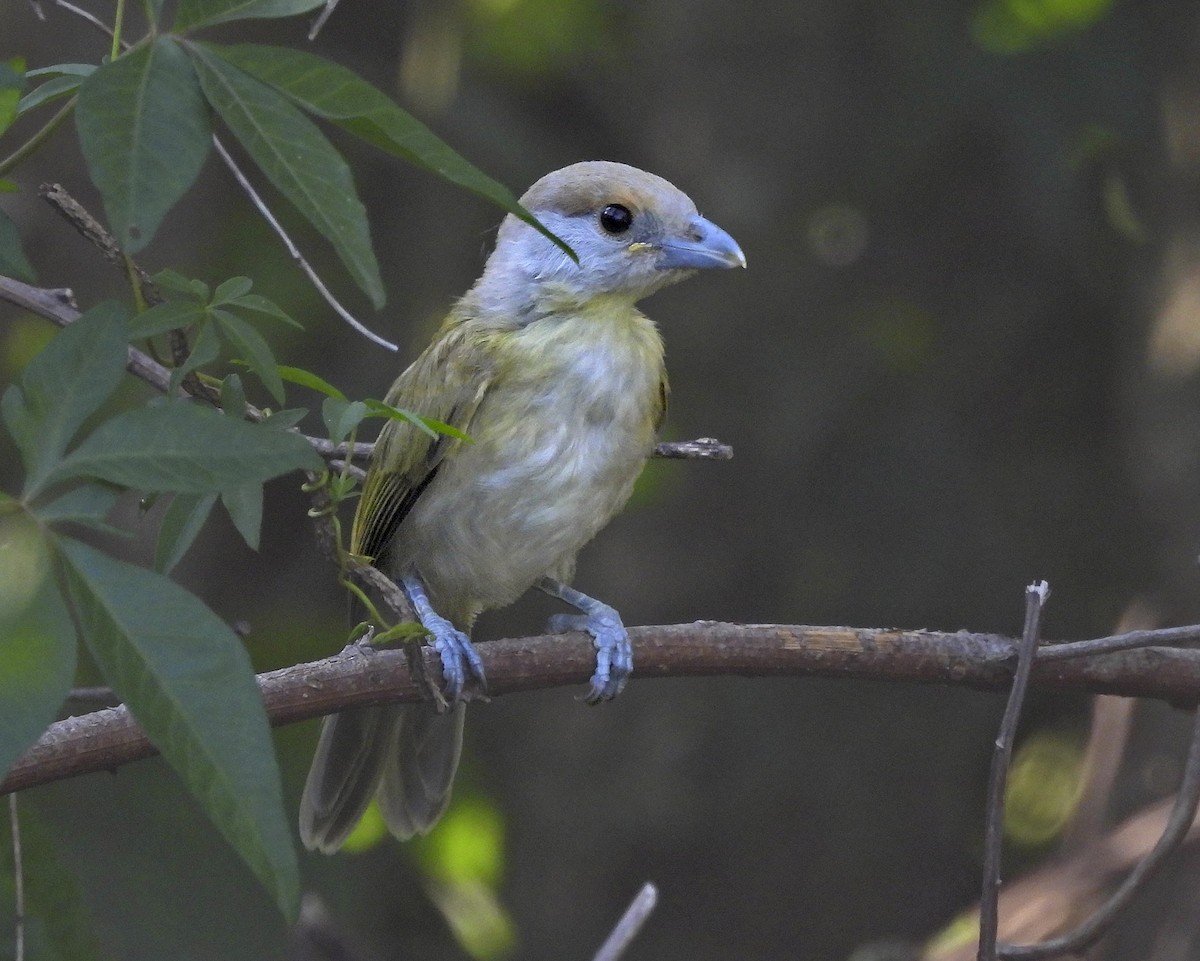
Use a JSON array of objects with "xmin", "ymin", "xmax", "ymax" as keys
[
  {"xmin": 210, "ymin": 136, "xmax": 398, "ymax": 352},
  {"xmin": 0, "ymin": 274, "xmax": 176, "ymax": 392},
  {"xmin": 9, "ymin": 620, "xmax": 1200, "ymax": 797},
  {"xmin": 978, "ymin": 581, "xmax": 1050, "ymax": 961},
  {"xmin": 653, "ymin": 437, "xmax": 733, "ymax": 460},
  {"xmin": 1037, "ymin": 623, "xmax": 1200, "ymax": 662},
  {"xmin": 307, "ymin": 0, "xmax": 341, "ymax": 39},
  {"xmin": 308, "ymin": 438, "xmax": 375, "ymax": 462},
  {"xmin": 592, "ymin": 882, "xmax": 658, "ymax": 961},
  {"xmin": 8, "ymin": 794, "xmax": 23, "ymax": 961},
  {"xmin": 0, "ymin": 276, "xmax": 77, "ymax": 318},
  {"xmin": 52, "ymin": 0, "xmax": 112, "ymax": 36},
  {"xmin": 40, "ymin": 183, "xmax": 135, "ymax": 279},
  {"xmin": 997, "ymin": 706, "xmax": 1200, "ymax": 959}
]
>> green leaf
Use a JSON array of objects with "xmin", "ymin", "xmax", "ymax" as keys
[
  {"xmin": 43, "ymin": 398, "xmax": 322, "ymax": 493},
  {"xmin": 0, "ymin": 206, "xmax": 35, "ymax": 283},
  {"xmin": 211, "ymin": 275, "xmax": 254, "ymax": 305},
  {"xmin": 261, "ymin": 408, "xmax": 308, "ymax": 429},
  {"xmin": 0, "ymin": 59, "xmax": 22, "ymax": 137},
  {"xmin": 154, "ymin": 492, "xmax": 217, "ymax": 572},
  {"xmin": 221, "ymin": 483, "xmax": 262, "ymax": 550},
  {"xmin": 130, "ymin": 299, "xmax": 207, "ymax": 336},
  {"xmin": 153, "ymin": 267, "xmax": 207, "ymax": 297},
  {"xmin": 213, "ymin": 309, "xmax": 285, "ymax": 404},
  {"xmin": 17, "ymin": 74, "xmax": 83, "ymax": 115},
  {"xmin": 168, "ymin": 316, "xmax": 221, "ymax": 394},
  {"xmin": 228, "ymin": 292, "xmax": 303, "ymax": 329},
  {"xmin": 278, "ymin": 364, "xmax": 345, "ymax": 400},
  {"xmin": 212, "ymin": 43, "xmax": 574, "ymax": 261},
  {"xmin": 220, "ymin": 372, "xmax": 247, "ymax": 418},
  {"xmin": 362, "ymin": 398, "xmax": 470, "ymax": 441},
  {"xmin": 175, "ymin": 0, "xmax": 325, "ymax": 32},
  {"xmin": 34, "ymin": 483, "xmax": 121, "ymax": 529},
  {"xmin": 0, "ymin": 801, "xmax": 108, "ymax": 961},
  {"xmin": 27, "ymin": 63, "xmax": 94, "ymax": 78},
  {"xmin": 76, "ymin": 37, "xmax": 212, "ymax": 253},
  {"xmin": 186, "ymin": 43, "xmax": 385, "ymax": 307},
  {"xmin": 0, "ymin": 516, "xmax": 74, "ymax": 782},
  {"xmin": 15, "ymin": 302, "xmax": 130, "ymax": 495},
  {"xmin": 55, "ymin": 537, "xmax": 299, "ymax": 918},
  {"xmin": 322, "ymin": 396, "xmax": 367, "ymax": 444},
  {"xmin": 0, "ymin": 387, "xmax": 35, "ymax": 468}
]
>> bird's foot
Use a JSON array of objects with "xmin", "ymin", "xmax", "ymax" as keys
[
  {"xmin": 427, "ymin": 613, "xmax": 486, "ymax": 703},
  {"xmin": 402, "ymin": 575, "xmax": 486, "ymax": 703},
  {"xmin": 542, "ymin": 590, "xmax": 632, "ymax": 704}
]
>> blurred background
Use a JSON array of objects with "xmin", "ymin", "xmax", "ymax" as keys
[{"xmin": 5, "ymin": 0, "xmax": 1200, "ymax": 958}]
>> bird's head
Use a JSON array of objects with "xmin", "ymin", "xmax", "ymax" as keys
[{"xmin": 473, "ymin": 161, "xmax": 745, "ymax": 319}]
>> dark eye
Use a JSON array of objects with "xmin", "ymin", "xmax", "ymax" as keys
[{"xmin": 599, "ymin": 204, "xmax": 633, "ymax": 234}]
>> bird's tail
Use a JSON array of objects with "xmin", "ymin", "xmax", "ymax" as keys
[
  {"xmin": 298, "ymin": 701, "xmax": 464, "ymax": 852},
  {"xmin": 378, "ymin": 701, "xmax": 465, "ymax": 839}
]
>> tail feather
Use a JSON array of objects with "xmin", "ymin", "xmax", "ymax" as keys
[
  {"xmin": 298, "ymin": 704, "xmax": 401, "ymax": 853},
  {"xmin": 378, "ymin": 702, "xmax": 465, "ymax": 840}
]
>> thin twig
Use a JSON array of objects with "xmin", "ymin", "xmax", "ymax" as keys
[
  {"xmin": 0, "ymin": 276, "xmax": 77, "ymax": 318},
  {"xmin": 653, "ymin": 437, "xmax": 733, "ymax": 460},
  {"xmin": 978, "ymin": 581, "xmax": 1050, "ymax": 961},
  {"xmin": 8, "ymin": 794, "xmax": 23, "ymax": 961},
  {"xmin": 309, "ymin": 438, "xmax": 374, "ymax": 462},
  {"xmin": 52, "ymin": 0, "xmax": 113, "ymax": 37},
  {"xmin": 210, "ymin": 136, "xmax": 398, "ymax": 352},
  {"xmin": 1038, "ymin": 624, "xmax": 1200, "ymax": 662},
  {"xmin": 307, "ymin": 0, "xmax": 341, "ymax": 39},
  {"xmin": 997, "ymin": 706, "xmax": 1200, "ymax": 959},
  {"xmin": 0, "ymin": 98, "xmax": 76, "ymax": 178},
  {"xmin": 592, "ymin": 882, "xmax": 658, "ymax": 961}
]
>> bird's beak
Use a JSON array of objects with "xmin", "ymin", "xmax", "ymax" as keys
[{"xmin": 658, "ymin": 215, "xmax": 746, "ymax": 271}]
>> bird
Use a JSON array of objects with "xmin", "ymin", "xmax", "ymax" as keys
[{"xmin": 299, "ymin": 160, "xmax": 745, "ymax": 852}]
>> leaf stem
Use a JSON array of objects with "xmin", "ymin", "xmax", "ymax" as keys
[
  {"xmin": 111, "ymin": 0, "xmax": 126, "ymax": 60},
  {"xmin": 0, "ymin": 96, "xmax": 77, "ymax": 179}
]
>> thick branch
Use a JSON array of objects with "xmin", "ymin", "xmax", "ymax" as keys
[{"xmin": 5, "ymin": 622, "xmax": 1200, "ymax": 796}]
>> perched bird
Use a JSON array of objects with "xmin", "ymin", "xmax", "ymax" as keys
[{"xmin": 299, "ymin": 161, "xmax": 745, "ymax": 852}]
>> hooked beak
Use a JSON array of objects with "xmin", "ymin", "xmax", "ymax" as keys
[{"xmin": 658, "ymin": 215, "xmax": 746, "ymax": 271}]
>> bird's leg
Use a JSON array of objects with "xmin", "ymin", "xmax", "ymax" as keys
[
  {"xmin": 402, "ymin": 575, "xmax": 486, "ymax": 703},
  {"xmin": 537, "ymin": 577, "xmax": 632, "ymax": 703}
]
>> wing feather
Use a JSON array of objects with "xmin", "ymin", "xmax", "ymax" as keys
[{"xmin": 351, "ymin": 320, "xmax": 493, "ymax": 563}]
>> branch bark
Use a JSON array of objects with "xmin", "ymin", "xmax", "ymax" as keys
[{"xmin": 5, "ymin": 621, "xmax": 1200, "ymax": 797}]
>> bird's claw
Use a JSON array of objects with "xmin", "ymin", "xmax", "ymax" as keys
[
  {"xmin": 424, "ymin": 613, "xmax": 486, "ymax": 703},
  {"xmin": 402, "ymin": 574, "xmax": 486, "ymax": 704},
  {"xmin": 546, "ymin": 607, "xmax": 632, "ymax": 703}
]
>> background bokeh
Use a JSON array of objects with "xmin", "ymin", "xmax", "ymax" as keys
[{"xmin": 5, "ymin": 0, "xmax": 1200, "ymax": 958}]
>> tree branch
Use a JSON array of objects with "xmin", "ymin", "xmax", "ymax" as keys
[
  {"xmin": 978, "ymin": 582, "xmax": 1049, "ymax": 961},
  {"xmin": 5, "ymin": 621, "xmax": 1200, "ymax": 796}
]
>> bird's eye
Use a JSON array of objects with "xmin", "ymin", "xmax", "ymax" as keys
[{"xmin": 599, "ymin": 204, "xmax": 633, "ymax": 234}]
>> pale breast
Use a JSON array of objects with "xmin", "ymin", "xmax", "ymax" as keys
[{"xmin": 397, "ymin": 308, "xmax": 665, "ymax": 615}]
